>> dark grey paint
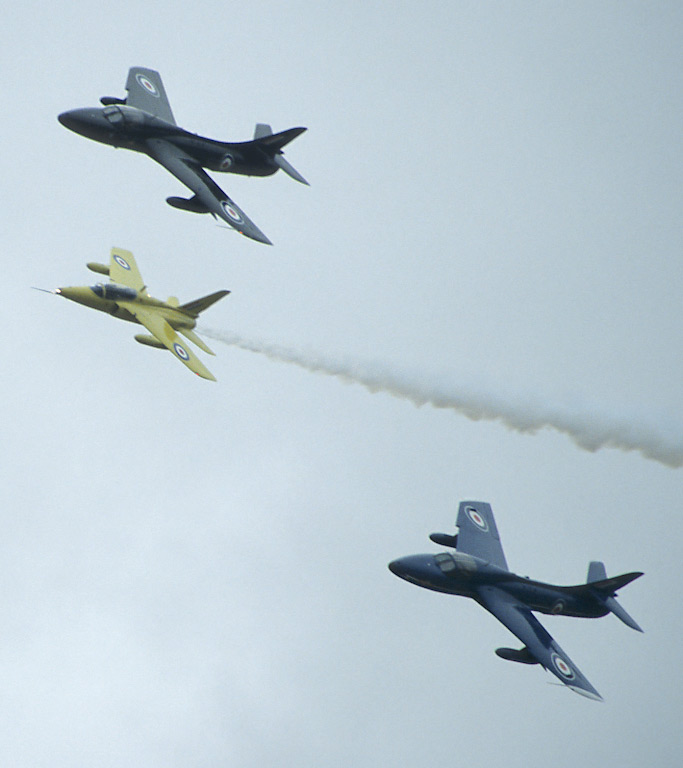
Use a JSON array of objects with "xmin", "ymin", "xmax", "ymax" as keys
[
  {"xmin": 389, "ymin": 501, "xmax": 643, "ymax": 701},
  {"xmin": 58, "ymin": 67, "xmax": 308, "ymax": 245}
]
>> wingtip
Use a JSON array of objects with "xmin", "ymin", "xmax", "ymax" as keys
[{"xmin": 568, "ymin": 685, "xmax": 604, "ymax": 702}]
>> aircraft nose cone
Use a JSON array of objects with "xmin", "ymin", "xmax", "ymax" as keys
[
  {"xmin": 57, "ymin": 109, "xmax": 81, "ymax": 130},
  {"xmin": 58, "ymin": 108, "xmax": 106, "ymax": 137},
  {"xmin": 388, "ymin": 559, "xmax": 407, "ymax": 578},
  {"xmin": 56, "ymin": 286, "xmax": 94, "ymax": 305}
]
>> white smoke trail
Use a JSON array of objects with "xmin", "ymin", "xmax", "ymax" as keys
[{"xmin": 201, "ymin": 327, "xmax": 683, "ymax": 469}]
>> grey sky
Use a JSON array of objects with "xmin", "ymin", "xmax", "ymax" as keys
[{"xmin": 3, "ymin": 2, "xmax": 682, "ymax": 766}]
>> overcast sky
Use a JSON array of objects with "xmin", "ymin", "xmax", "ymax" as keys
[{"xmin": 3, "ymin": 2, "xmax": 682, "ymax": 766}]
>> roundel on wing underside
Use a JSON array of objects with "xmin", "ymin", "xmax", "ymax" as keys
[
  {"xmin": 219, "ymin": 153, "xmax": 234, "ymax": 170},
  {"xmin": 551, "ymin": 652, "xmax": 575, "ymax": 679},
  {"xmin": 113, "ymin": 253, "xmax": 131, "ymax": 270},
  {"xmin": 221, "ymin": 201, "xmax": 243, "ymax": 223},
  {"xmin": 173, "ymin": 343, "xmax": 190, "ymax": 361},
  {"xmin": 136, "ymin": 73, "xmax": 159, "ymax": 97},
  {"xmin": 465, "ymin": 506, "xmax": 489, "ymax": 532}
]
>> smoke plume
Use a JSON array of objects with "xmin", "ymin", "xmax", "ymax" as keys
[{"xmin": 201, "ymin": 328, "xmax": 683, "ymax": 469}]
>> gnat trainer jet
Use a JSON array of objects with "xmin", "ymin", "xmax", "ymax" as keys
[
  {"xmin": 58, "ymin": 67, "xmax": 308, "ymax": 245},
  {"xmin": 389, "ymin": 501, "xmax": 643, "ymax": 701},
  {"xmin": 41, "ymin": 248, "xmax": 228, "ymax": 381}
]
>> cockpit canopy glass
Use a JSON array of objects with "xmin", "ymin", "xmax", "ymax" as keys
[
  {"xmin": 90, "ymin": 283, "xmax": 137, "ymax": 301},
  {"xmin": 102, "ymin": 104, "xmax": 147, "ymax": 127},
  {"xmin": 435, "ymin": 552, "xmax": 456, "ymax": 573}
]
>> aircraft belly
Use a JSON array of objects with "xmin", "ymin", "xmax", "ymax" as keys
[
  {"xmin": 506, "ymin": 583, "xmax": 597, "ymax": 617},
  {"xmin": 170, "ymin": 137, "xmax": 276, "ymax": 176},
  {"xmin": 162, "ymin": 310, "xmax": 194, "ymax": 328},
  {"xmin": 224, "ymin": 165, "xmax": 277, "ymax": 178},
  {"xmin": 112, "ymin": 306, "xmax": 138, "ymax": 323}
]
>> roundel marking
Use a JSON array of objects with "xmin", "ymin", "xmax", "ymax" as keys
[
  {"xmin": 551, "ymin": 652, "xmax": 574, "ymax": 679},
  {"xmin": 551, "ymin": 600, "xmax": 565, "ymax": 615},
  {"xmin": 173, "ymin": 343, "xmax": 190, "ymax": 361},
  {"xmin": 465, "ymin": 506, "xmax": 489, "ymax": 532},
  {"xmin": 136, "ymin": 73, "xmax": 159, "ymax": 97},
  {"xmin": 221, "ymin": 201, "xmax": 243, "ymax": 223},
  {"xmin": 113, "ymin": 254, "xmax": 131, "ymax": 270},
  {"xmin": 219, "ymin": 154, "xmax": 234, "ymax": 170}
]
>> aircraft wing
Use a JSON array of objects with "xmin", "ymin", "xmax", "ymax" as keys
[
  {"xmin": 477, "ymin": 585, "xmax": 603, "ymax": 701},
  {"xmin": 118, "ymin": 302, "xmax": 216, "ymax": 381},
  {"xmin": 455, "ymin": 501, "xmax": 508, "ymax": 569},
  {"xmin": 108, "ymin": 247, "xmax": 145, "ymax": 292},
  {"xmin": 125, "ymin": 67, "xmax": 176, "ymax": 125},
  {"xmin": 145, "ymin": 138, "xmax": 272, "ymax": 245}
]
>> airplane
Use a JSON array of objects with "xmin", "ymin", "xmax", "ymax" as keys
[
  {"xmin": 388, "ymin": 501, "xmax": 643, "ymax": 701},
  {"xmin": 58, "ymin": 67, "xmax": 309, "ymax": 245},
  {"xmin": 40, "ymin": 247, "xmax": 228, "ymax": 381}
]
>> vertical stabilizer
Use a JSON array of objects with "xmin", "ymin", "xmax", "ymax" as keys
[
  {"xmin": 587, "ymin": 561, "xmax": 607, "ymax": 583},
  {"xmin": 254, "ymin": 123, "xmax": 273, "ymax": 139}
]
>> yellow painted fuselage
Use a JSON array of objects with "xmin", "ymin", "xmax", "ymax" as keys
[{"xmin": 57, "ymin": 286, "xmax": 195, "ymax": 330}]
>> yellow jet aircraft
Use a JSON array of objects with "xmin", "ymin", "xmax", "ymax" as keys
[{"xmin": 47, "ymin": 247, "xmax": 229, "ymax": 381}]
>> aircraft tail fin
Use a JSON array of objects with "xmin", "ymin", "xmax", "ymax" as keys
[
  {"xmin": 587, "ymin": 561, "xmax": 644, "ymax": 632},
  {"xmin": 254, "ymin": 123, "xmax": 273, "ymax": 140},
  {"xmin": 178, "ymin": 290, "xmax": 230, "ymax": 318}
]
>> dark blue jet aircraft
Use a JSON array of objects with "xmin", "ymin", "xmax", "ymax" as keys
[
  {"xmin": 58, "ymin": 67, "xmax": 308, "ymax": 245},
  {"xmin": 389, "ymin": 501, "xmax": 643, "ymax": 701}
]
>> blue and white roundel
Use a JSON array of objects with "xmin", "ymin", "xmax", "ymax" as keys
[
  {"xmin": 173, "ymin": 343, "xmax": 190, "ymax": 361},
  {"xmin": 113, "ymin": 254, "xmax": 131, "ymax": 270},
  {"xmin": 221, "ymin": 201, "xmax": 243, "ymax": 223},
  {"xmin": 465, "ymin": 506, "xmax": 489, "ymax": 532},
  {"xmin": 551, "ymin": 652, "xmax": 574, "ymax": 679},
  {"xmin": 136, "ymin": 73, "xmax": 159, "ymax": 97}
]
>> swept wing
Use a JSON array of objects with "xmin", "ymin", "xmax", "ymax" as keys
[
  {"xmin": 125, "ymin": 67, "xmax": 176, "ymax": 125},
  {"xmin": 108, "ymin": 247, "xmax": 146, "ymax": 291},
  {"xmin": 146, "ymin": 138, "xmax": 272, "ymax": 245},
  {"xmin": 455, "ymin": 501, "xmax": 508, "ymax": 570},
  {"xmin": 118, "ymin": 301, "xmax": 216, "ymax": 381},
  {"xmin": 478, "ymin": 586, "xmax": 602, "ymax": 700}
]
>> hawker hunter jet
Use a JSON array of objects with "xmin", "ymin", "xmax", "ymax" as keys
[
  {"xmin": 389, "ymin": 501, "xmax": 643, "ymax": 701},
  {"xmin": 58, "ymin": 67, "xmax": 309, "ymax": 245},
  {"xmin": 40, "ymin": 247, "xmax": 228, "ymax": 381}
]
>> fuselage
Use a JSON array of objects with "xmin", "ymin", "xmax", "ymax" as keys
[
  {"xmin": 57, "ymin": 105, "xmax": 279, "ymax": 177},
  {"xmin": 388, "ymin": 552, "xmax": 609, "ymax": 619},
  {"xmin": 57, "ymin": 284, "xmax": 196, "ymax": 330}
]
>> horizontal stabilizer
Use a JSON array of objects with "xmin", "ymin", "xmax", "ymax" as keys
[
  {"xmin": 589, "ymin": 571, "xmax": 643, "ymax": 595},
  {"xmin": 587, "ymin": 565, "xmax": 644, "ymax": 632},
  {"xmin": 179, "ymin": 328, "xmax": 215, "ymax": 356},
  {"xmin": 603, "ymin": 595, "xmax": 643, "ymax": 632},
  {"xmin": 179, "ymin": 290, "xmax": 230, "ymax": 317},
  {"xmin": 166, "ymin": 195, "xmax": 212, "ymax": 214},
  {"xmin": 256, "ymin": 126, "xmax": 306, "ymax": 152},
  {"xmin": 495, "ymin": 646, "xmax": 539, "ymax": 665},
  {"xmin": 274, "ymin": 154, "xmax": 309, "ymax": 185}
]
